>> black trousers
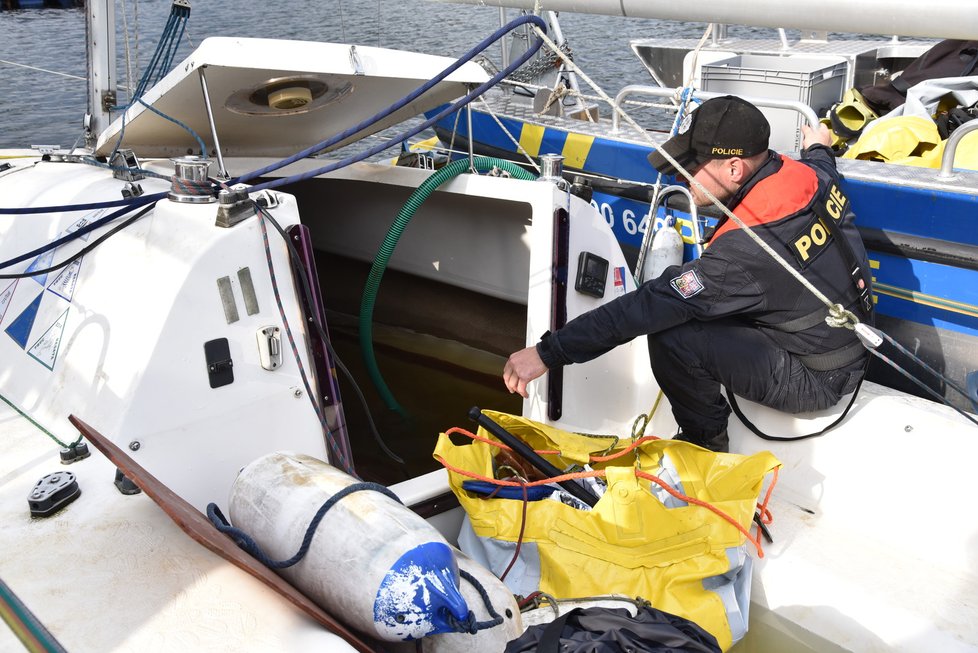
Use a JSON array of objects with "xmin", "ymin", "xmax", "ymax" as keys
[{"xmin": 648, "ymin": 319, "xmax": 863, "ymax": 438}]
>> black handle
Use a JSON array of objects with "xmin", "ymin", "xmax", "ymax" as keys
[{"xmin": 467, "ymin": 407, "xmax": 599, "ymax": 507}]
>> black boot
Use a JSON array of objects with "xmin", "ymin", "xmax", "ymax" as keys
[{"xmin": 674, "ymin": 429, "xmax": 729, "ymax": 453}]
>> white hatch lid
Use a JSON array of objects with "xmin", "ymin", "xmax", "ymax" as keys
[{"xmin": 95, "ymin": 37, "xmax": 488, "ymax": 158}]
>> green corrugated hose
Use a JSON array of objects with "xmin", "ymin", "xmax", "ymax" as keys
[{"xmin": 359, "ymin": 157, "xmax": 538, "ymax": 416}]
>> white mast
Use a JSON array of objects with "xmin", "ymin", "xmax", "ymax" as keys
[
  {"xmin": 85, "ymin": 0, "xmax": 117, "ymax": 147},
  {"xmin": 432, "ymin": 0, "xmax": 978, "ymax": 41}
]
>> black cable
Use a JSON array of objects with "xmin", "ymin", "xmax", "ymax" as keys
[
  {"xmin": 875, "ymin": 326, "xmax": 975, "ymax": 405},
  {"xmin": 257, "ymin": 204, "xmax": 406, "ymax": 467},
  {"xmin": 866, "ymin": 347, "xmax": 978, "ymax": 428},
  {"xmin": 0, "ymin": 204, "xmax": 155, "ymax": 280}
]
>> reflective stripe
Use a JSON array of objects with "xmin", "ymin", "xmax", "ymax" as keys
[
  {"xmin": 561, "ymin": 132, "xmax": 595, "ymax": 168},
  {"xmin": 518, "ymin": 124, "xmax": 545, "ymax": 158}
]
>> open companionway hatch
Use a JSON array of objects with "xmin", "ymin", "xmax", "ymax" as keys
[{"xmin": 95, "ymin": 37, "xmax": 488, "ymax": 158}]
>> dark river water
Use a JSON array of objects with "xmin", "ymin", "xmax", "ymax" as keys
[{"xmin": 0, "ymin": 0, "xmax": 780, "ymax": 149}]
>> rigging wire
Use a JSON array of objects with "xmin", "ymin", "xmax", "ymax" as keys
[{"xmin": 0, "ymin": 60, "xmax": 85, "ymax": 81}]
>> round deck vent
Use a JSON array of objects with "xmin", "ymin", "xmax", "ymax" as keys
[{"xmin": 225, "ymin": 75, "xmax": 353, "ymax": 116}]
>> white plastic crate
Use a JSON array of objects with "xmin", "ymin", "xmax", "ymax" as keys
[{"xmin": 700, "ymin": 54, "xmax": 847, "ymax": 151}]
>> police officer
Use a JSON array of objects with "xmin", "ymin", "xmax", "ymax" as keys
[{"xmin": 502, "ymin": 96, "xmax": 871, "ymax": 452}]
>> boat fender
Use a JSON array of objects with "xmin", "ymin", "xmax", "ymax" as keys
[
  {"xmin": 422, "ymin": 549, "xmax": 523, "ymax": 652},
  {"xmin": 226, "ymin": 452, "xmax": 471, "ymax": 641},
  {"xmin": 642, "ymin": 216, "xmax": 684, "ymax": 284}
]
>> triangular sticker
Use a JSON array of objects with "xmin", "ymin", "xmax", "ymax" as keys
[
  {"xmin": 0, "ymin": 279, "xmax": 18, "ymax": 325},
  {"xmin": 24, "ymin": 250, "xmax": 55, "ymax": 287},
  {"xmin": 66, "ymin": 215, "xmax": 94, "ymax": 242},
  {"xmin": 5, "ymin": 292, "xmax": 42, "ymax": 350},
  {"xmin": 28, "ymin": 308, "xmax": 69, "ymax": 370},
  {"xmin": 48, "ymin": 258, "xmax": 82, "ymax": 302}
]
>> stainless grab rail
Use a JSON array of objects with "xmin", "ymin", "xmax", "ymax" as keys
[
  {"xmin": 938, "ymin": 118, "xmax": 978, "ymax": 179},
  {"xmin": 611, "ymin": 85, "xmax": 820, "ymax": 137}
]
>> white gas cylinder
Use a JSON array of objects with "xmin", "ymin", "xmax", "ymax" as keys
[
  {"xmin": 227, "ymin": 452, "xmax": 470, "ymax": 641},
  {"xmin": 641, "ymin": 216, "xmax": 684, "ymax": 284}
]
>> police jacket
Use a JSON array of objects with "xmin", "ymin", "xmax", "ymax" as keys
[{"xmin": 537, "ymin": 144, "xmax": 872, "ymax": 372}]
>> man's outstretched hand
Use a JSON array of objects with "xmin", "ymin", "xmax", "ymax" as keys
[
  {"xmin": 802, "ymin": 123, "xmax": 833, "ymax": 148},
  {"xmin": 503, "ymin": 346, "xmax": 548, "ymax": 398}
]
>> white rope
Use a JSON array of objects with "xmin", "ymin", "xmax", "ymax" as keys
[
  {"xmin": 0, "ymin": 60, "xmax": 85, "ymax": 81},
  {"xmin": 477, "ymin": 96, "xmax": 542, "ymax": 173}
]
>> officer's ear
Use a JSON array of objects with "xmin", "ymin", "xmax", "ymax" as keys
[{"xmin": 727, "ymin": 157, "xmax": 747, "ymax": 184}]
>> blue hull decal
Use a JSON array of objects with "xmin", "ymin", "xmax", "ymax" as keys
[{"xmin": 5, "ymin": 292, "xmax": 42, "ymax": 350}]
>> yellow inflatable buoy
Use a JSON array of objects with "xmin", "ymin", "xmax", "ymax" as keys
[
  {"xmin": 824, "ymin": 88, "xmax": 879, "ymax": 148},
  {"xmin": 843, "ymin": 115, "xmax": 942, "ymax": 164}
]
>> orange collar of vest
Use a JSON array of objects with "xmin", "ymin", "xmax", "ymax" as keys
[{"xmin": 711, "ymin": 156, "xmax": 819, "ymax": 242}]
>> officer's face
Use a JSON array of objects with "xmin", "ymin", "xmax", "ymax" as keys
[{"xmin": 685, "ymin": 159, "xmax": 734, "ymax": 207}]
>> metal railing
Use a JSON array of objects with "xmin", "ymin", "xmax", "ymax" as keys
[
  {"xmin": 611, "ymin": 85, "xmax": 820, "ymax": 136},
  {"xmin": 938, "ymin": 118, "xmax": 978, "ymax": 179}
]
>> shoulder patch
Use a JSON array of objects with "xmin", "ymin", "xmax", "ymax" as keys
[{"xmin": 670, "ymin": 269, "xmax": 705, "ymax": 299}]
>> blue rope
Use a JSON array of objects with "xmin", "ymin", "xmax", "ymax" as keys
[
  {"xmin": 0, "ymin": 193, "xmax": 165, "ymax": 216},
  {"xmin": 206, "ymin": 482, "xmax": 401, "ymax": 569},
  {"xmin": 135, "ymin": 97, "xmax": 208, "ymax": 156},
  {"xmin": 670, "ymin": 87, "xmax": 701, "ymax": 137},
  {"xmin": 111, "ymin": 2, "xmax": 194, "ymax": 163},
  {"xmin": 0, "ymin": 194, "xmax": 162, "ymax": 271},
  {"xmin": 445, "ymin": 569, "xmax": 504, "ymax": 634},
  {"xmin": 160, "ymin": 16, "xmax": 189, "ymax": 78},
  {"xmin": 128, "ymin": 13, "xmax": 173, "ymax": 104},
  {"xmin": 130, "ymin": 2, "xmax": 191, "ymax": 103}
]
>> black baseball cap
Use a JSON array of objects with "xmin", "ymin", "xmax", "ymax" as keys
[{"xmin": 647, "ymin": 96, "xmax": 770, "ymax": 175}]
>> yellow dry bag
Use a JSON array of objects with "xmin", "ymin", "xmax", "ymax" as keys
[{"xmin": 433, "ymin": 411, "xmax": 781, "ymax": 652}]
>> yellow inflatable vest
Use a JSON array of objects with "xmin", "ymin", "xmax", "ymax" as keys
[{"xmin": 843, "ymin": 114, "xmax": 978, "ymax": 170}]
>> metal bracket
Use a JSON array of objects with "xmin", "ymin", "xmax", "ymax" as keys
[
  {"xmin": 349, "ymin": 45, "xmax": 364, "ymax": 75},
  {"xmin": 101, "ymin": 90, "xmax": 117, "ymax": 113},
  {"xmin": 257, "ymin": 326, "xmax": 282, "ymax": 371},
  {"xmin": 109, "ymin": 149, "xmax": 145, "ymax": 182},
  {"xmin": 216, "ymin": 185, "xmax": 256, "ymax": 227}
]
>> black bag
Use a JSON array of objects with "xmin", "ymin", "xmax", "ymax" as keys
[
  {"xmin": 861, "ymin": 40, "xmax": 978, "ymax": 114},
  {"xmin": 504, "ymin": 606, "xmax": 722, "ymax": 653},
  {"xmin": 936, "ymin": 103, "xmax": 978, "ymax": 139}
]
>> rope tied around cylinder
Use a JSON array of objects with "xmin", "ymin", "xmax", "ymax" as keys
[
  {"xmin": 444, "ymin": 569, "xmax": 505, "ymax": 634},
  {"xmin": 206, "ymin": 481, "xmax": 400, "ymax": 569},
  {"xmin": 169, "ymin": 175, "xmax": 216, "ymax": 198}
]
